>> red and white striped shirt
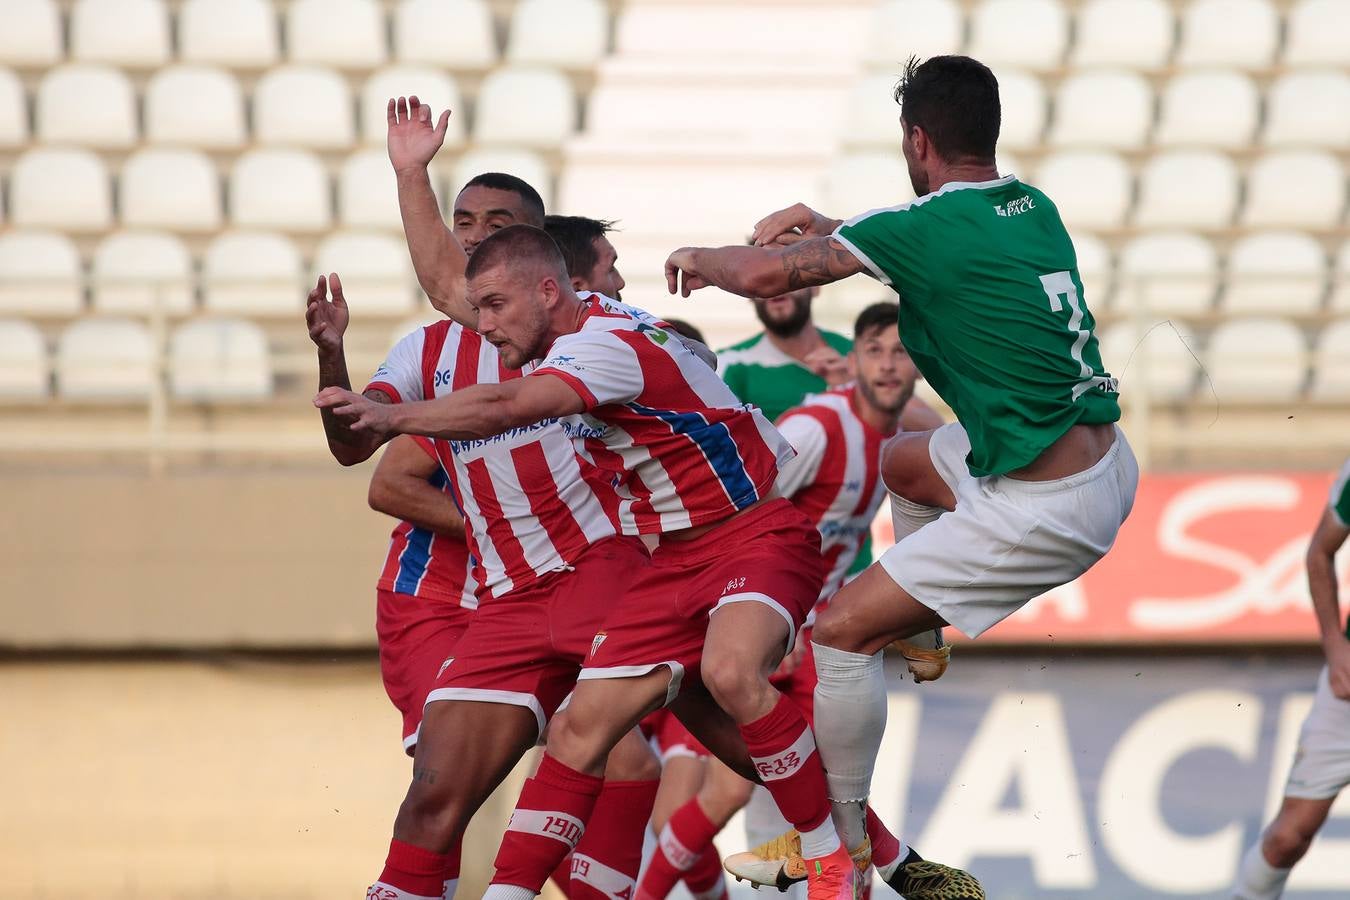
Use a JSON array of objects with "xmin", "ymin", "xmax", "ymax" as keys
[
  {"xmin": 775, "ymin": 387, "xmax": 894, "ymax": 608},
  {"xmin": 532, "ymin": 296, "xmax": 795, "ymax": 534},
  {"xmin": 366, "ymin": 321, "xmax": 619, "ymax": 599}
]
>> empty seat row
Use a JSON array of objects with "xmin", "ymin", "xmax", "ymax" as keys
[
  {"xmin": 1, "ymin": 146, "xmax": 553, "ymax": 233},
  {"xmin": 0, "ymin": 317, "xmax": 272, "ymax": 401},
  {"xmin": 0, "ymin": 64, "xmax": 576, "ymax": 151},
  {"xmin": 0, "ymin": 0, "xmax": 608, "ymax": 71}
]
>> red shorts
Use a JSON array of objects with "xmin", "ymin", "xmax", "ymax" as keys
[
  {"xmin": 425, "ymin": 537, "xmax": 650, "ymax": 736},
  {"xmin": 641, "ymin": 709, "xmax": 711, "ymax": 762},
  {"xmin": 376, "ymin": 589, "xmax": 475, "ymax": 755},
  {"xmin": 581, "ymin": 499, "xmax": 823, "ymax": 702}
]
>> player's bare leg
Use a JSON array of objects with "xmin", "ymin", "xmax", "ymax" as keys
[
  {"xmin": 638, "ymin": 754, "xmax": 748, "ymax": 900},
  {"xmin": 1234, "ymin": 795, "xmax": 1336, "ymax": 899}
]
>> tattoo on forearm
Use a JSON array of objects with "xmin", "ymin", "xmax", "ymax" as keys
[{"xmin": 780, "ymin": 237, "xmax": 860, "ymax": 290}]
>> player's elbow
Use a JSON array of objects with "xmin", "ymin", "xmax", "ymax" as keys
[
  {"xmin": 744, "ymin": 262, "xmax": 788, "ymax": 300},
  {"xmin": 329, "ymin": 440, "xmax": 374, "ymax": 468},
  {"xmin": 367, "ymin": 475, "xmax": 395, "ymax": 515}
]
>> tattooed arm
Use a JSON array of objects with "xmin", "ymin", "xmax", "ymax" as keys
[{"xmin": 664, "ymin": 236, "xmax": 866, "ymax": 299}]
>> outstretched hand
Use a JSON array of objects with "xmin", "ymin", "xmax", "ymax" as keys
[
  {"xmin": 751, "ymin": 202, "xmax": 838, "ymax": 247},
  {"xmin": 305, "ymin": 273, "xmax": 349, "ymax": 354},
  {"xmin": 387, "ymin": 95, "xmax": 452, "ymax": 173},
  {"xmin": 665, "ymin": 248, "xmax": 711, "ymax": 297},
  {"xmin": 314, "ymin": 388, "xmax": 394, "ymax": 437}
]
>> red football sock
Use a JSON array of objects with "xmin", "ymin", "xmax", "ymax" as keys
[
  {"xmin": 489, "ymin": 754, "xmax": 604, "ymax": 893},
  {"xmin": 369, "ymin": 837, "xmax": 461, "ymax": 900},
  {"xmin": 683, "ymin": 846, "xmax": 727, "ymax": 900},
  {"xmin": 865, "ymin": 805, "xmax": 902, "ymax": 868},
  {"xmin": 738, "ymin": 695, "xmax": 837, "ymax": 858},
  {"xmin": 548, "ymin": 855, "xmax": 572, "ymax": 896},
  {"xmin": 635, "ymin": 799, "xmax": 721, "ymax": 900},
  {"xmin": 569, "ymin": 778, "xmax": 660, "ymax": 899}
]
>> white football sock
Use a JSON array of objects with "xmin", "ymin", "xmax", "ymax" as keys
[
  {"xmin": 1232, "ymin": 841, "xmax": 1291, "ymax": 899},
  {"xmin": 888, "ymin": 492, "xmax": 942, "ymax": 543},
  {"xmin": 481, "ymin": 885, "xmax": 536, "ymax": 900},
  {"xmin": 812, "ymin": 642, "xmax": 888, "ymax": 851}
]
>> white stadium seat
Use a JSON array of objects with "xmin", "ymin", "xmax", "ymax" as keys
[
  {"xmin": 36, "ymin": 64, "xmax": 138, "ymax": 149},
  {"xmin": 230, "ymin": 149, "xmax": 332, "ymax": 232},
  {"xmin": 1098, "ymin": 321, "xmax": 1202, "ymax": 404},
  {"xmin": 1242, "ymin": 151, "xmax": 1346, "ymax": 230},
  {"xmin": 145, "ymin": 66, "xmax": 246, "ymax": 149},
  {"xmin": 10, "ymin": 148, "xmax": 113, "ymax": 231},
  {"xmin": 451, "ymin": 149, "xmax": 552, "ymax": 208},
  {"xmin": 1284, "ymin": 0, "xmax": 1350, "ymax": 67},
  {"xmin": 361, "ymin": 68, "xmax": 466, "ymax": 147},
  {"xmin": 1070, "ymin": 232, "xmax": 1113, "ymax": 310},
  {"xmin": 394, "ymin": 0, "xmax": 497, "ymax": 69},
  {"xmin": 91, "ymin": 231, "xmax": 194, "ymax": 314},
  {"xmin": 967, "ymin": 0, "xmax": 1068, "ymax": 70},
  {"xmin": 0, "ymin": 320, "xmax": 50, "ymax": 400},
  {"xmin": 1310, "ymin": 319, "xmax": 1350, "ymax": 401},
  {"xmin": 1333, "ymin": 241, "xmax": 1350, "ymax": 313},
  {"xmin": 70, "ymin": 0, "xmax": 170, "ymax": 67},
  {"xmin": 1117, "ymin": 232, "xmax": 1217, "ymax": 315},
  {"xmin": 1206, "ymin": 318, "xmax": 1306, "ymax": 403},
  {"xmin": 339, "ymin": 149, "xmax": 402, "ymax": 229},
  {"xmin": 0, "ymin": 231, "xmax": 83, "ymax": 315},
  {"xmin": 508, "ymin": 0, "xmax": 608, "ymax": 69},
  {"xmin": 1264, "ymin": 72, "xmax": 1350, "ymax": 149},
  {"xmin": 170, "ymin": 318, "xmax": 272, "ymax": 401},
  {"xmin": 842, "ymin": 74, "xmax": 905, "ymax": 148},
  {"xmin": 178, "ymin": 0, "xmax": 279, "ymax": 68},
  {"xmin": 1134, "ymin": 151, "xmax": 1239, "ymax": 230},
  {"xmin": 0, "ymin": 0, "xmax": 62, "ymax": 67},
  {"xmin": 254, "ymin": 66, "xmax": 356, "ymax": 150},
  {"xmin": 1048, "ymin": 70, "xmax": 1152, "ymax": 151},
  {"xmin": 1223, "ymin": 231, "xmax": 1327, "ymax": 315},
  {"xmin": 1154, "ymin": 71, "xmax": 1259, "ymax": 150},
  {"xmin": 1071, "ymin": 0, "xmax": 1172, "ymax": 69},
  {"xmin": 613, "ymin": 4, "xmax": 865, "ymax": 62},
  {"xmin": 202, "ymin": 231, "xmax": 304, "ymax": 316},
  {"xmin": 867, "ymin": 0, "xmax": 964, "ymax": 65},
  {"xmin": 313, "ymin": 232, "xmax": 415, "ymax": 314},
  {"xmin": 992, "ymin": 68, "xmax": 1047, "ymax": 151},
  {"xmin": 1033, "ymin": 151, "xmax": 1132, "ymax": 230},
  {"xmin": 473, "ymin": 67, "xmax": 576, "ymax": 148},
  {"xmin": 57, "ymin": 318, "xmax": 156, "ymax": 401},
  {"xmin": 1177, "ymin": 0, "xmax": 1277, "ymax": 69},
  {"xmin": 0, "ymin": 68, "xmax": 29, "ymax": 147},
  {"xmin": 287, "ymin": 0, "xmax": 387, "ymax": 69},
  {"xmin": 121, "ymin": 149, "xmax": 223, "ymax": 232},
  {"xmin": 823, "ymin": 153, "xmax": 915, "ymax": 219},
  {"xmin": 390, "ymin": 314, "xmax": 445, "ymax": 347}
]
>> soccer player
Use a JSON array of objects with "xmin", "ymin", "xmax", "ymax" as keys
[
  {"xmin": 664, "ymin": 54, "xmax": 1135, "ymax": 895},
  {"xmin": 1232, "ymin": 459, "xmax": 1350, "ymax": 899},
  {"xmin": 314, "ymin": 224, "xmax": 864, "ymax": 899}
]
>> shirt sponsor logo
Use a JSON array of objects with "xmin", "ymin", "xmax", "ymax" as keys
[{"xmin": 995, "ymin": 195, "xmax": 1037, "ymax": 217}]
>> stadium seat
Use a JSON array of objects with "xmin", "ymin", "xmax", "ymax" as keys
[
  {"xmin": 823, "ymin": 153, "xmax": 915, "ymax": 219},
  {"xmin": 312, "ymin": 232, "xmax": 416, "ymax": 314},
  {"xmin": 0, "ymin": 319, "xmax": 50, "ymax": 400},
  {"xmin": 0, "ymin": 68, "xmax": 28, "ymax": 147},
  {"xmin": 170, "ymin": 318, "xmax": 272, "ymax": 401},
  {"xmin": 967, "ymin": 0, "xmax": 1068, "ymax": 70},
  {"xmin": 508, "ymin": 0, "xmax": 608, "ymax": 69},
  {"xmin": 1097, "ymin": 321, "xmax": 1202, "ymax": 404},
  {"xmin": 91, "ymin": 231, "xmax": 194, "ymax": 314},
  {"xmin": 10, "ymin": 148, "xmax": 113, "ymax": 231},
  {"xmin": 145, "ymin": 66, "xmax": 246, "ymax": 149},
  {"xmin": 70, "ymin": 0, "xmax": 170, "ymax": 67},
  {"xmin": 1033, "ymin": 151, "xmax": 1132, "ymax": 230},
  {"xmin": 1134, "ymin": 152, "xmax": 1239, "ymax": 230},
  {"xmin": 866, "ymin": 0, "xmax": 964, "ymax": 64},
  {"xmin": 451, "ymin": 149, "xmax": 552, "ymax": 207},
  {"xmin": 1117, "ymin": 232, "xmax": 1217, "ymax": 315},
  {"xmin": 1284, "ymin": 0, "xmax": 1350, "ymax": 66},
  {"xmin": 1177, "ymin": 0, "xmax": 1277, "ymax": 69},
  {"xmin": 0, "ymin": 0, "xmax": 62, "ymax": 67},
  {"xmin": 1264, "ymin": 71, "xmax": 1350, "ymax": 149},
  {"xmin": 1242, "ymin": 151, "xmax": 1345, "ymax": 230},
  {"xmin": 121, "ymin": 149, "xmax": 223, "ymax": 232},
  {"xmin": 178, "ymin": 0, "xmax": 279, "ymax": 68},
  {"xmin": 1222, "ymin": 231, "xmax": 1327, "ymax": 315},
  {"xmin": 1071, "ymin": 232, "xmax": 1113, "ymax": 310},
  {"xmin": 989, "ymin": 68, "xmax": 1046, "ymax": 150},
  {"xmin": 1154, "ymin": 71, "xmax": 1259, "ymax": 150},
  {"xmin": 389, "ymin": 314, "xmax": 444, "ymax": 347},
  {"xmin": 394, "ymin": 0, "xmax": 497, "ymax": 70},
  {"xmin": 1333, "ymin": 241, "xmax": 1350, "ymax": 313},
  {"xmin": 0, "ymin": 231, "xmax": 83, "ymax": 315},
  {"xmin": 842, "ymin": 74, "xmax": 906, "ymax": 148},
  {"xmin": 287, "ymin": 0, "xmax": 387, "ymax": 69},
  {"xmin": 1047, "ymin": 70, "xmax": 1152, "ymax": 151},
  {"xmin": 254, "ymin": 66, "xmax": 356, "ymax": 150},
  {"xmin": 230, "ymin": 149, "xmax": 332, "ymax": 232},
  {"xmin": 57, "ymin": 318, "xmax": 157, "ymax": 401},
  {"xmin": 613, "ymin": 4, "xmax": 864, "ymax": 63},
  {"xmin": 36, "ymin": 64, "xmax": 138, "ymax": 149},
  {"xmin": 1206, "ymin": 318, "xmax": 1306, "ymax": 403},
  {"xmin": 1070, "ymin": 0, "xmax": 1172, "ymax": 69},
  {"xmin": 361, "ymin": 67, "xmax": 466, "ymax": 147},
  {"xmin": 202, "ymin": 231, "xmax": 304, "ymax": 316},
  {"xmin": 339, "ymin": 149, "xmax": 401, "ymax": 230},
  {"xmin": 1309, "ymin": 319, "xmax": 1350, "ymax": 401},
  {"xmin": 473, "ymin": 68, "xmax": 576, "ymax": 149}
]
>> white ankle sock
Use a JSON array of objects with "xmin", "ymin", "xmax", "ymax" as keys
[
  {"xmin": 481, "ymin": 885, "xmax": 536, "ymax": 900},
  {"xmin": 798, "ymin": 817, "xmax": 842, "ymax": 860},
  {"xmin": 1233, "ymin": 841, "xmax": 1291, "ymax": 899},
  {"xmin": 812, "ymin": 643, "xmax": 887, "ymax": 849}
]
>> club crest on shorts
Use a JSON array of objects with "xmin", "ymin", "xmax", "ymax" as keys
[
  {"xmin": 589, "ymin": 631, "xmax": 607, "ymax": 658},
  {"xmin": 436, "ymin": 656, "xmax": 455, "ymax": 679}
]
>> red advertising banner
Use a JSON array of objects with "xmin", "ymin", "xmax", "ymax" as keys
[{"xmin": 873, "ymin": 472, "xmax": 1348, "ymax": 644}]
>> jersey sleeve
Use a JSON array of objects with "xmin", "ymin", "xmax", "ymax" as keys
[
  {"xmin": 833, "ymin": 205, "xmax": 930, "ymax": 298},
  {"xmin": 531, "ymin": 330, "xmax": 645, "ymax": 411},
  {"xmin": 365, "ymin": 328, "xmax": 426, "ymax": 403},
  {"xmin": 1329, "ymin": 459, "xmax": 1350, "ymax": 527},
  {"xmin": 773, "ymin": 413, "xmax": 829, "ymax": 499}
]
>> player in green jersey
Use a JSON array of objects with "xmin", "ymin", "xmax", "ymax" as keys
[{"xmin": 665, "ymin": 55, "xmax": 1138, "ymax": 897}]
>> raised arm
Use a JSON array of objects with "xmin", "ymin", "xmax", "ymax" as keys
[
  {"xmin": 387, "ymin": 96, "xmax": 476, "ymax": 327},
  {"xmin": 1307, "ymin": 508, "xmax": 1350, "ymax": 699},
  {"xmin": 368, "ymin": 436, "xmax": 466, "ymax": 537},
  {"xmin": 305, "ymin": 273, "xmax": 390, "ymax": 466},
  {"xmin": 665, "ymin": 235, "xmax": 865, "ymax": 300}
]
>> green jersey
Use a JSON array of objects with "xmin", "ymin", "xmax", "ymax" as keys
[
  {"xmin": 1329, "ymin": 459, "xmax": 1350, "ymax": 639},
  {"xmin": 834, "ymin": 175, "xmax": 1121, "ymax": 477},
  {"xmin": 718, "ymin": 329, "xmax": 853, "ymax": 423}
]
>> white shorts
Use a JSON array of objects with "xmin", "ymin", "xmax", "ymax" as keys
[
  {"xmin": 878, "ymin": 422, "xmax": 1138, "ymax": 639},
  {"xmin": 1285, "ymin": 666, "xmax": 1350, "ymax": 800}
]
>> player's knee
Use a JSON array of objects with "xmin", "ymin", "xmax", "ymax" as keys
[
  {"xmin": 702, "ymin": 775, "xmax": 754, "ymax": 819},
  {"xmin": 604, "ymin": 732, "xmax": 661, "ymax": 782},
  {"xmin": 812, "ymin": 601, "xmax": 865, "ymax": 654},
  {"xmin": 702, "ymin": 656, "xmax": 769, "ymax": 720},
  {"xmin": 395, "ymin": 784, "xmax": 470, "ymax": 851},
  {"xmin": 1263, "ymin": 819, "xmax": 1317, "ymax": 868}
]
